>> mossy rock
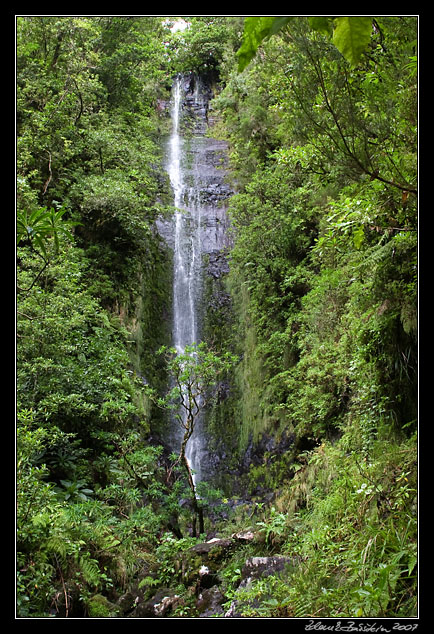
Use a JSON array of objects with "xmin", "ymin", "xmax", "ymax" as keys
[
  {"xmin": 179, "ymin": 550, "xmax": 203, "ymax": 585},
  {"xmin": 87, "ymin": 593, "xmax": 121, "ymax": 618},
  {"xmin": 189, "ymin": 538, "xmax": 234, "ymax": 570},
  {"xmin": 177, "ymin": 538, "xmax": 234, "ymax": 587}
]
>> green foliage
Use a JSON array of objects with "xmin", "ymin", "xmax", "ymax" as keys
[
  {"xmin": 16, "ymin": 15, "xmax": 417, "ymax": 619},
  {"xmin": 151, "ymin": 343, "xmax": 238, "ymax": 458},
  {"xmin": 256, "ymin": 507, "xmax": 289, "ymax": 547},
  {"xmin": 168, "ymin": 16, "xmax": 242, "ymax": 77},
  {"xmin": 280, "ymin": 438, "xmax": 417, "ymax": 617},
  {"xmin": 87, "ymin": 594, "xmax": 121, "ymax": 618},
  {"xmin": 147, "ymin": 343, "xmax": 238, "ymax": 534},
  {"xmin": 156, "ymin": 343, "xmax": 238, "ymax": 412},
  {"xmin": 237, "ymin": 16, "xmax": 374, "ymax": 71},
  {"xmin": 55, "ymin": 479, "xmax": 94, "ymax": 502},
  {"xmin": 209, "ymin": 18, "xmax": 417, "ymax": 618},
  {"xmin": 218, "ymin": 436, "xmax": 416, "ymax": 618},
  {"xmin": 237, "ymin": 17, "xmax": 293, "ymax": 71},
  {"xmin": 95, "ymin": 16, "xmax": 170, "ymax": 112},
  {"xmin": 216, "ymin": 14, "xmax": 417, "ymax": 444},
  {"xmin": 17, "ymin": 406, "xmax": 174, "ymax": 616},
  {"xmin": 16, "ymin": 16, "xmax": 178, "ymax": 617},
  {"xmin": 17, "ymin": 204, "xmax": 81, "ymax": 259},
  {"xmin": 153, "ymin": 533, "xmax": 199, "ymax": 587},
  {"xmin": 332, "ymin": 17, "xmax": 373, "ymax": 67},
  {"xmin": 17, "ymin": 240, "xmax": 145, "ymax": 437}
]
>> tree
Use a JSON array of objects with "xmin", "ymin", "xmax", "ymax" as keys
[
  {"xmin": 17, "ymin": 204, "xmax": 81, "ymax": 293},
  {"xmin": 168, "ymin": 16, "xmax": 242, "ymax": 78},
  {"xmin": 237, "ymin": 16, "xmax": 375, "ymax": 71},
  {"xmin": 235, "ymin": 17, "xmax": 417, "ymax": 196},
  {"xmin": 150, "ymin": 343, "xmax": 237, "ymax": 535},
  {"xmin": 95, "ymin": 16, "xmax": 170, "ymax": 111}
]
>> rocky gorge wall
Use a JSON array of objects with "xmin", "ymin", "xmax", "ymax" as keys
[
  {"xmin": 154, "ymin": 72, "xmax": 299, "ymax": 497},
  {"xmin": 155, "ymin": 73, "xmax": 235, "ymax": 483}
]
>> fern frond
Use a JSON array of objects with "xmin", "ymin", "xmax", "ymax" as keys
[
  {"xmin": 77, "ymin": 555, "xmax": 101, "ymax": 587},
  {"xmin": 46, "ymin": 535, "xmax": 68, "ymax": 562},
  {"xmin": 293, "ymin": 594, "xmax": 312, "ymax": 618}
]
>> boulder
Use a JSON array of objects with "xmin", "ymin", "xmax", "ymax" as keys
[
  {"xmin": 115, "ymin": 590, "xmax": 137, "ymax": 615},
  {"xmin": 197, "ymin": 586, "xmax": 226, "ymax": 617},
  {"xmin": 224, "ymin": 555, "xmax": 299, "ymax": 618},
  {"xmin": 177, "ymin": 537, "xmax": 233, "ymax": 587},
  {"xmin": 240, "ymin": 556, "xmax": 298, "ymax": 588},
  {"xmin": 189, "ymin": 537, "xmax": 234, "ymax": 565},
  {"xmin": 127, "ymin": 588, "xmax": 180, "ymax": 618},
  {"xmin": 232, "ymin": 530, "xmax": 256, "ymax": 543}
]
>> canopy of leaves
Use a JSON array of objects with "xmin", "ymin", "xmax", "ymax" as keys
[{"xmin": 237, "ymin": 16, "xmax": 374, "ymax": 70}]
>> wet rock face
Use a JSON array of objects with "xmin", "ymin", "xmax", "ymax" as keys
[
  {"xmin": 241, "ymin": 430, "xmax": 297, "ymax": 473},
  {"xmin": 205, "ymin": 429, "xmax": 297, "ymax": 499},
  {"xmin": 224, "ymin": 556, "xmax": 300, "ymax": 618},
  {"xmin": 157, "ymin": 73, "xmax": 233, "ymax": 256},
  {"xmin": 128, "ymin": 589, "xmax": 181, "ymax": 618},
  {"xmin": 178, "ymin": 73, "xmax": 213, "ymax": 135},
  {"xmin": 157, "ymin": 72, "xmax": 234, "ymax": 480},
  {"xmin": 207, "ymin": 250, "xmax": 230, "ymax": 280}
]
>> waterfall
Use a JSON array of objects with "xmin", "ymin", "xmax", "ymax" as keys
[
  {"xmin": 170, "ymin": 77, "xmax": 199, "ymax": 355},
  {"xmin": 163, "ymin": 73, "xmax": 232, "ymax": 486},
  {"xmin": 166, "ymin": 75, "xmax": 204, "ymax": 485}
]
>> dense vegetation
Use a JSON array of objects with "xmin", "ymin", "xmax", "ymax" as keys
[{"xmin": 16, "ymin": 16, "xmax": 417, "ymax": 619}]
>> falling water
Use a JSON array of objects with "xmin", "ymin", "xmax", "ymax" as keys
[
  {"xmin": 166, "ymin": 75, "xmax": 203, "ymax": 484},
  {"xmin": 163, "ymin": 73, "xmax": 232, "ymax": 485}
]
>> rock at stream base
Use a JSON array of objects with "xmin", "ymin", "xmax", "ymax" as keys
[
  {"xmin": 240, "ymin": 556, "xmax": 298, "ymax": 587},
  {"xmin": 127, "ymin": 588, "xmax": 181, "ymax": 618},
  {"xmin": 197, "ymin": 586, "xmax": 226, "ymax": 617},
  {"xmin": 224, "ymin": 555, "xmax": 299, "ymax": 618},
  {"xmin": 189, "ymin": 537, "xmax": 234, "ymax": 562},
  {"xmin": 118, "ymin": 537, "xmax": 299, "ymax": 618},
  {"xmin": 232, "ymin": 530, "xmax": 256, "ymax": 543}
]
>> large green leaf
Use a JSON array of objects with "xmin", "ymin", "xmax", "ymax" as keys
[
  {"xmin": 268, "ymin": 16, "xmax": 294, "ymax": 36},
  {"xmin": 332, "ymin": 17, "xmax": 373, "ymax": 66},
  {"xmin": 17, "ymin": 205, "xmax": 81, "ymax": 255},
  {"xmin": 237, "ymin": 16, "xmax": 294, "ymax": 71},
  {"xmin": 237, "ymin": 17, "xmax": 274, "ymax": 71},
  {"xmin": 237, "ymin": 16, "xmax": 373, "ymax": 72},
  {"xmin": 308, "ymin": 16, "xmax": 333, "ymax": 37}
]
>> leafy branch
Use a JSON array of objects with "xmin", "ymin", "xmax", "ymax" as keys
[
  {"xmin": 308, "ymin": 51, "xmax": 416, "ymax": 194},
  {"xmin": 17, "ymin": 204, "xmax": 82, "ymax": 293},
  {"xmin": 147, "ymin": 342, "xmax": 237, "ymax": 536},
  {"xmin": 237, "ymin": 16, "xmax": 374, "ymax": 71}
]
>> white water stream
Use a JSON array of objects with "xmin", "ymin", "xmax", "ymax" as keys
[
  {"xmin": 162, "ymin": 74, "xmax": 231, "ymax": 486},
  {"xmin": 166, "ymin": 75, "xmax": 204, "ymax": 484}
]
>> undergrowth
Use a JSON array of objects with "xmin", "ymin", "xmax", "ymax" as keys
[{"xmin": 215, "ymin": 430, "xmax": 417, "ymax": 619}]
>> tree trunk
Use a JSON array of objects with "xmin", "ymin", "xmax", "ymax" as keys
[{"xmin": 181, "ymin": 453, "xmax": 204, "ymax": 537}]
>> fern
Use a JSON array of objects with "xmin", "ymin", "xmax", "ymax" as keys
[
  {"xmin": 46, "ymin": 535, "xmax": 68, "ymax": 562},
  {"xmin": 77, "ymin": 555, "xmax": 102, "ymax": 587},
  {"xmin": 355, "ymin": 240, "xmax": 390, "ymax": 277},
  {"xmin": 292, "ymin": 593, "xmax": 312, "ymax": 618}
]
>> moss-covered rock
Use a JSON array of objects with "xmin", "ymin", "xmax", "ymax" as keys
[
  {"xmin": 127, "ymin": 588, "xmax": 181, "ymax": 618},
  {"xmin": 188, "ymin": 537, "xmax": 234, "ymax": 571},
  {"xmin": 87, "ymin": 594, "xmax": 122, "ymax": 618}
]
